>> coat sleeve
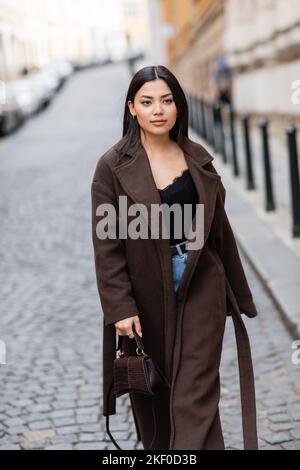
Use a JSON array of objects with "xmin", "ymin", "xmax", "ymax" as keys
[
  {"xmin": 91, "ymin": 156, "xmax": 140, "ymax": 327},
  {"xmin": 214, "ymin": 179, "xmax": 258, "ymax": 318}
]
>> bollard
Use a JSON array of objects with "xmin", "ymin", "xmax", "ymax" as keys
[
  {"xmin": 189, "ymin": 93, "xmax": 195, "ymax": 129},
  {"xmin": 187, "ymin": 93, "xmax": 192, "ymax": 127},
  {"xmin": 242, "ymin": 113, "xmax": 255, "ymax": 190},
  {"xmin": 212, "ymin": 101, "xmax": 219, "ymax": 152},
  {"xmin": 213, "ymin": 101, "xmax": 221, "ymax": 153},
  {"xmin": 195, "ymin": 96, "xmax": 202, "ymax": 136},
  {"xmin": 192, "ymin": 94, "xmax": 197, "ymax": 131},
  {"xmin": 286, "ymin": 126, "xmax": 300, "ymax": 237},
  {"xmin": 203, "ymin": 100, "xmax": 210, "ymax": 145},
  {"xmin": 218, "ymin": 101, "xmax": 227, "ymax": 163},
  {"xmin": 229, "ymin": 103, "xmax": 239, "ymax": 176},
  {"xmin": 259, "ymin": 119, "xmax": 276, "ymax": 211},
  {"xmin": 200, "ymin": 98, "xmax": 207, "ymax": 140},
  {"xmin": 208, "ymin": 101, "xmax": 216, "ymax": 150},
  {"xmin": 197, "ymin": 95, "xmax": 204, "ymax": 137},
  {"xmin": 213, "ymin": 101, "xmax": 227, "ymax": 163}
]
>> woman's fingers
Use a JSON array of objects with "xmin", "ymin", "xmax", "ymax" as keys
[
  {"xmin": 115, "ymin": 315, "xmax": 141, "ymax": 338},
  {"xmin": 133, "ymin": 316, "xmax": 142, "ymax": 337}
]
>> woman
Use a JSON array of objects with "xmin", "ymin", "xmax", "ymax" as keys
[{"xmin": 91, "ymin": 65, "xmax": 258, "ymax": 450}]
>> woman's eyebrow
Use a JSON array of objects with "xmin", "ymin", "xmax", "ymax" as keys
[{"xmin": 140, "ymin": 93, "xmax": 173, "ymax": 98}]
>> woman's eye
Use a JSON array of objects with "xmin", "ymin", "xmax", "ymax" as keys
[{"xmin": 141, "ymin": 99, "xmax": 173, "ymax": 105}]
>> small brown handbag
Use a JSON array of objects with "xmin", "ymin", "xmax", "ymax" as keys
[{"xmin": 106, "ymin": 328, "xmax": 169, "ymax": 450}]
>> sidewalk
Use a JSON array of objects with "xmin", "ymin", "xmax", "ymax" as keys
[{"xmin": 189, "ymin": 127, "xmax": 300, "ymax": 338}]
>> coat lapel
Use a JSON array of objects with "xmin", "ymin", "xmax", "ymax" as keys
[
  {"xmin": 174, "ymin": 138, "xmax": 221, "ymax": 301},
  {"xmin": 113, "ymin": 134, "xmax": 221, "ymax": 300}
]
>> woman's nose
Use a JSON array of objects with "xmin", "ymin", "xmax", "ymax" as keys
[{"xmin": 153, "ymin": 105, "xmax": 163, "ymax": 114}]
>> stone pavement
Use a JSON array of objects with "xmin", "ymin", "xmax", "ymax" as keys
[{"xmin": 0, "ymin": 62, "xmax": 299, "ymax": 450}]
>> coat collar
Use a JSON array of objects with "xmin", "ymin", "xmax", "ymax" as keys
[
  {"xmin": 113, "ymin": 134, "xmax": 221, "ymax": 245},
  {"xmin": 114, "ymin": 134, "xmax": 214, "ymax": 169}
]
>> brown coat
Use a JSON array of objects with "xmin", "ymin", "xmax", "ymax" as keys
[{"xmin": 91, "ymin": 134, "xmax": 259, "ymax": 450}]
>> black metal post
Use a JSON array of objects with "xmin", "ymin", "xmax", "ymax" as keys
[
  {"xmin": 187, "ymin": 93, "xmax": 191, "ymax": 127},
  {"xmin": 190, "ymin": 93, "xmax": 195, "ymax": 129},
  {"xmin": 212, "ymin": 101, "xmax": 219, "ymax": 152},
  {"xmin": 218, "ymin": 102, "xmax": 227, "ymax": 163},
  {"xmin": 213, "ymin": 101, "xmax": 219, "ymax": 152},
  {"xmin": 286, "ymin": 126, "xmax": 300, "ymax": 237},
  {"xmin": 259, "ymin": 119, "xmax": 276, "ymax": 211},
  {"xmin": 195, "ymin": 96, "xmax": 202, "ymax": 136},
  {"xmin": 242, "ymin": 113, "xmax": 255, "ymax": 189},
  {"xmin": 203, "ymin": 101, "xmax": 210, "ymax": 144},
  {"xmin": 200, "ymin": 98, "xmax": 207, "ymax": 140},
  {"xmin": 209, "ymin": 101, "xmax": 216, "ymax": 150},
  {"xmin": 229, "ymin": 104, "xmax": 239, "ymax": 176},
  {"xmin": 196, "ymin": 95, "xmax": 203, "ymax": 137}
]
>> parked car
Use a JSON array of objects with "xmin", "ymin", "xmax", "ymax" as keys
[
  {"xmin": 93, "ymin": 53, "xmax": 113, "ymax": 67},
  {"xmin": 7, "ymin": 77, "xmax": 41, "ymax": 118},
  {"xmin": 72, "ymin": 56, "xmax": 94, "ymax": 71},
  {"xmin": 0, "ymin": 60, "xmax": 73, "ymax": 136},
  {"xmin": 49, "ymin": 59, "xmax": 73, "ymax": 84},
  {"xmin": 31, "ymin": 67, "xmax": 61, "ymax": 110},
  {"xmin": 29, "ymin": 71, "xmax": 53, "ymax": 111},
  {"xmin": 0, "ymin": 83, "xmax": 24, "ymax": 136},
  {"xmin": 0, "ymin": 74, "xmax": 45, "ymax": 135},
  {"xmin": 36, "ymin": 67, "xmax": 60, "ymax": 97}
]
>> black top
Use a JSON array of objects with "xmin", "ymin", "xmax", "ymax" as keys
[{"xmin": 158, "ymin": 168, "xmax": 199, "ymax": 245}]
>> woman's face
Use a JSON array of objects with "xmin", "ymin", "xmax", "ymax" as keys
[{"xmin": 128, "ymin": 79, "xmax": 178, "ymax": 136}]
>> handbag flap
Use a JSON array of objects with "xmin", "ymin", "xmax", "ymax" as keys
[{"xmin": 113, "ymin": 355, "xmax": 162, "ymax": 397}]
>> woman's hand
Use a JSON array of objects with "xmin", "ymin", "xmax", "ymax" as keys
[{"xmin": 114, "ymin": 315, "xmax": 143, "ymax": 339}]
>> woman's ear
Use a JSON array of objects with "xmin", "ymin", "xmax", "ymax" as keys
[
  {"xmin": 127, "ymin": 100, "xmax": 133, "ymax": 115},
  {"xmin": 127, "ymin": 101, "xmax": 136, "ymax": 120}
]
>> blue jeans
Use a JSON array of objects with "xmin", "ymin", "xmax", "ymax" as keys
[{"xmin": 171, "ymin": 244, "xmax": 188, "ymax": 293}]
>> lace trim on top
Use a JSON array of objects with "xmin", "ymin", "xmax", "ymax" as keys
[{"xmin": 158, "ymin": 168, "xmax": 189, "ymax": 192}]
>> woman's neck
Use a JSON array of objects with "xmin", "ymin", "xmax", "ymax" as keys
[{"xmin": 140, "ymin": 129, "xmax": 177, "ymax": 157}]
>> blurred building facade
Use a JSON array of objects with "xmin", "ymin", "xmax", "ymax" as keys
[
  {"xmin": 122, "ymin": 0, "xmax": 150, "ymax": 58},
  {"xmin": 160, "ymin": 0, "xmax": 300, "ymax": 135},
  {"xmin": 0, "ymin": 0, "xmax": 127, "ymax": 81},
  {"xmin": 161, "ymin": 0, "xmax": 226, "ymax": 99},
  {"xmin": 145, "ymin": 0, "xmax": 169, "ymax": 66},
  {"xmin": 223, "ymin": 0, "xmax": 300, "ymax": 130}
]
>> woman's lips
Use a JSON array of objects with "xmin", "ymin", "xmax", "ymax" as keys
[{"xmin": 150, "ymin": 120, "xmax": 167, "ymax": 126}]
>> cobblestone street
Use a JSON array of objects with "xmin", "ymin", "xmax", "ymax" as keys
[{"xmin": 0, "ymin": 63, "xmax": 299, "ymax": 450}]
